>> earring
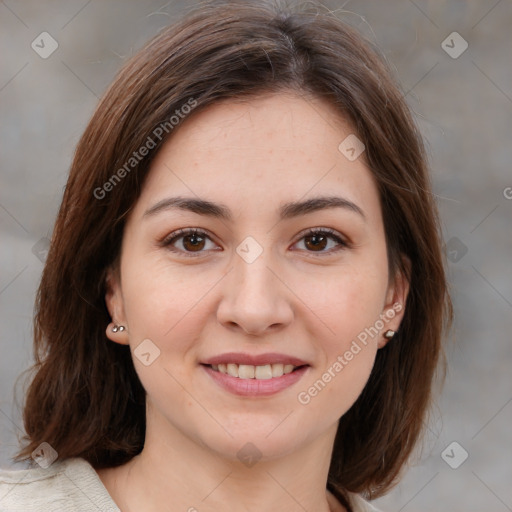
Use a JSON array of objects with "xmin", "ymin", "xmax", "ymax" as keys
[
  {"xmin": 112, "ymin": 324, "xmax": 125, "ymax": 333},
  {"xmin": 384, "ymin": 329, "xmax": 395, "ymax": 339}
]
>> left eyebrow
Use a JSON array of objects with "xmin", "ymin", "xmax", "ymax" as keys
[
  {"xmin": 279, "ymin": 196, "xmax": 366, "ymax": 221},
  {"xmin": 143, "ymin": 195, "xmax": 366, "ymax": 222}
]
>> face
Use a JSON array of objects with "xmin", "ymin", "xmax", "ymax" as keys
[{"xmin": 105, "ymin": 91, "xmax": 408, "ymax": 462}]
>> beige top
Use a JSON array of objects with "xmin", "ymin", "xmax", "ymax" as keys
[{"xmin": 0, "ymin": 457, "xmax": 382, "ymax": 511}]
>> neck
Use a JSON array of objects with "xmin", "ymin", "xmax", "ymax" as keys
[{"xmin": 98, "ymin": 403, "xmax": 344, "ymax": 512}]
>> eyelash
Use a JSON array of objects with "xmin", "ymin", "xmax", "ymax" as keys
[{"xmin": 161, "ymin": 227, "xmax": 349, "ymax": 258}]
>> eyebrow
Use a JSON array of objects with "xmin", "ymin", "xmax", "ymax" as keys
[{"xmin": 143, "ymin": 195, "xmax": 366, "ymax": 222}]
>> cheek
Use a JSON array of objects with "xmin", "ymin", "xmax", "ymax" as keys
[
  {"xmin": 293, "ymin": 259, "xmax": 388, "ymax": 412},
  {"xmin": 121, "ymin": 254, "xmax": 217, "ymax": 351},
  {"xmin": 293, "ymin": 257, "xmax": 389, "ymax": 344},
  {"xmin": 120, "ymin": 260, "xmax": 215, "ymax": 408}
]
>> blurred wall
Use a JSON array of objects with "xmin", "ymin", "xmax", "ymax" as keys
[{"xmin": 1, "ymin": 1, "xmax": 511, "ymax": 511}]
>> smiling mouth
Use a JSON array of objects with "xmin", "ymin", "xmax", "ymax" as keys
[{"xmin": 204, "ymin": 363, "xmax": 307, "ymax": 380}]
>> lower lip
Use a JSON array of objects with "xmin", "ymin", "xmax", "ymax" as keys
[{"xmin": 201, "ymin": 364, "xmax": 309, "ymax": 397}]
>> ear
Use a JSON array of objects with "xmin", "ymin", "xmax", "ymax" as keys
[
  {"xmin": 378, "ymin": 255, "xmax": 411, "ymax": 349},
  {"xmin": 105, "ymin": 265, "xmax": 129, "ymax": 346}
]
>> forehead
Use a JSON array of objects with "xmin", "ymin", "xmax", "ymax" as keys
[{"xmin": 132, "ymin": 92, "xmax": 382, "ymax": 225}]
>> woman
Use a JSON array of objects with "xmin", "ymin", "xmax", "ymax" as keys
[{"xmin": 0, "ymin": 1, "xmax": 452, "ymax": 511}]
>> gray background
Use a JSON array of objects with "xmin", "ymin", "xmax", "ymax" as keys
[{"xmin": 1, "ymin": 1, "xmax": 511, "ymax": 511}]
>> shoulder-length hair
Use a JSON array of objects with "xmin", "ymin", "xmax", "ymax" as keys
[{"xmin": 14, "ymin": 0, "xmax": 452, "ymax": 502}]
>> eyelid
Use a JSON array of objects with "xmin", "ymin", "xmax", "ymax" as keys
[{"xmin": 294, "ymin": 226, "xmax": 348, "ymax": 244}]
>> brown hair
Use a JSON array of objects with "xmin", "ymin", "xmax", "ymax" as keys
[{"xmin": 14, "ymin": 0, "xmax": 452, "ymax": 503}]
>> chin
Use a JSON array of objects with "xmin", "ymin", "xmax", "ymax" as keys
[{"xmin": 195, "ymin": 418, "xmax": 316, "ymax": 463}]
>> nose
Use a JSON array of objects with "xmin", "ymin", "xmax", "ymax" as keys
[{"xmin": 216, "ymin": 248, "xmax": 294, "ymax": 337}]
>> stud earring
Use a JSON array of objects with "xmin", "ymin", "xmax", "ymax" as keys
[
  {"xmin": 112, "ymin": 325, "xmax": 125, "ymax": 333},
  {"xmin": 383, "ymin": 329, "xmax": 395, "ymax": 339}
]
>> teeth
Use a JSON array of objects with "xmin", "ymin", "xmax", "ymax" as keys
[
  {"xmin": 283, "ymin": 364, "xmax": 295, "ymax": 374},
  {"xmin": 255, "ymin": 364, "xmax": 273, "ymax": 380},
  {"xmin": 226, "ymin": 363, "xmax": 239, "ymax": 377},
  {"xmin": 212, "ymin": 363, "xmax": 299, "ymax": 379},
  {"xmin": 272, "ymin": 363, "xmax": 283, "ymax": 377},
  {"xmin": 238, "ymin": 364, "xmax": 255, "ymax": 379}
]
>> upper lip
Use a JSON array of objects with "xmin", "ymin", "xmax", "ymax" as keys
[{"xmin": 202, "ymin": 352, "xmax": 309, "ymax": 367}]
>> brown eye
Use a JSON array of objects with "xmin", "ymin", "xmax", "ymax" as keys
[
  {"xmin": 293, "ymin": 229, "xmax": 348, "ymax": 255},
  {"xmin": 304, "ymin": 233, "xmax": 328, "ymax": 251},
  {"xmin": 182, "ymin": 232, "xmax": 206, "ymax": 252},
  {"xmin": 163, "ymin": 228, "xmax": 218, "ymax": 256}
]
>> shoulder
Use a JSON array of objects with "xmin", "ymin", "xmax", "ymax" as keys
[
  {"xmin": 0, "ymin": 457, "xmax": 119, "ymax": 512},
  {"xmin": 328, "ymin": 489, "xmax": 384, "ymax": 512},
  {"xmin": 349, "ymin": 492, "xmax": 384, "ymax": 512}
]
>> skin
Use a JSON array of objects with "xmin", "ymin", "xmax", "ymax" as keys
[{"xmin": 97, "ymin": 91, "xmax": 409, "ymax": 512}]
